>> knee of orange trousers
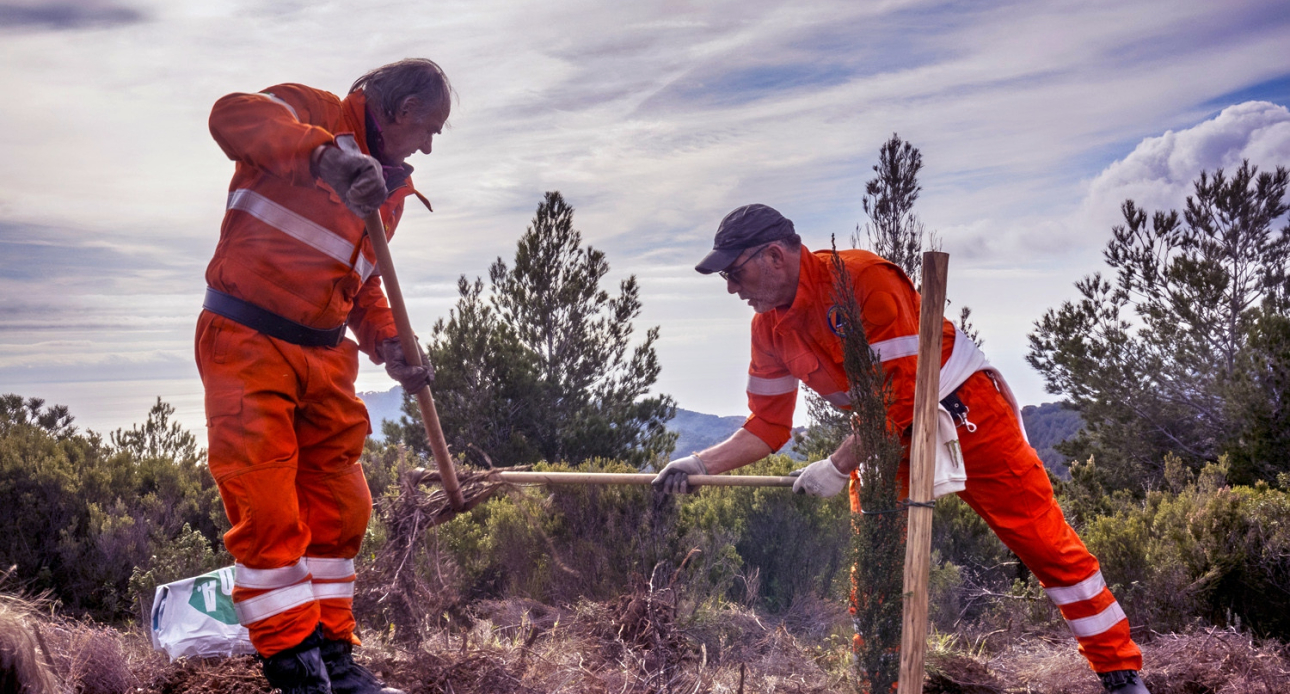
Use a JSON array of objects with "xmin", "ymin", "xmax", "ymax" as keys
[
  {"xmin": 319, "ymin": 597, "xmax": 358, "ymax": 644},
  {"xmin": 296, "ymin": 465, "xmax": 372, "ymax": 557},
  {"xmin": 244, "ymin": 601, "xmax": 321, "ymax": 657},
  {"xmin": 218, "ymin": 466, "xmax": 311, "ymax": 567},
  {"xmin": 1075, "ymin": 619, "xmax": 1143, "ymax": 673}
]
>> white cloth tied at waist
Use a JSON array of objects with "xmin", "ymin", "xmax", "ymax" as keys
[{"xmin": 927, "ymin": 327, "xmax": 1027, "ymax": 498}]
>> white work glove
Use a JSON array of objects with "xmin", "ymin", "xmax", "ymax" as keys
[
  {"xmin": 314, "ymin": 134, "xmax": 387, "ymax": 217},
  {"xmin": 651, "ymin": 455, "xmax": 707, "ymax": 495},
  {"xmin": 378, "ymin": 337, "xmax": 434, "ymax": 394},
  {"xmin": 790, "ymin": 457, "xmax": 849, "ymax": 498}
]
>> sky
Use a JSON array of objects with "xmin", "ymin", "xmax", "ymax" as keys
[{"xmin": 1, "ymin": 0, "xmax": 1289, "ymax": 441}]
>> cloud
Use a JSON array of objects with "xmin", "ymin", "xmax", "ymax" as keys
[
  {"xmin": 0, "ymin": 1, "xmax": 145, "ymax": 30},
  {"xmin": 1078, "ymin": 101, "xmax": 1290, "ymax": 233}
]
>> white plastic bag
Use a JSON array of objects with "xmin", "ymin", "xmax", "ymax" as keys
[{"xmin": 150, "ymin": 566, "xmax": 256, "ymax": 660}]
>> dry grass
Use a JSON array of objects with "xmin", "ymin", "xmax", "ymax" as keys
[
  {"xmin": 0, "ymin": 593, "xmax": 60, "ymax": 693},
  {"xmin": 924, "ymin": 625, "xmax": 1290, "ymax": 694},
  {"xmin": 1, "ymin": 588, "xmax": 1286, "ymax": 693}
]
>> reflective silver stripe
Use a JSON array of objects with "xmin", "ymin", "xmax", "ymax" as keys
[
  {"xmin": 747, "ymin": 374, "xmax": 799, "ymax": 396},
  {"xmin": 259, "ymin": 92, "xmax": 298, "ymax": 120},
  {"xmin": 1066, "ymin": 601, "xmax": 1127, "ymax": 638},
  {"xmin": 305, "ymin": 557, "xmax": 355, "ymax": 580},
  {"xmin": 822, "ymin": 391, "xmax": 851, "ymax": 408},
  {"xmin": 1046, "ymin": 571, "xmax": 1106, "ymax": 606},
  {"xmin": 227, "ymin": 189, "xmax": 375, "ymax": 281},
  {"xmin": 312, "ymin": 582, "xmax": 355, "ymax": 600},
  {"xmin": 870, "ymin": 335, "xmax": 919, "ymax": 361},
  {"xmin": 233, "ymin": 583, "xmax": 315, "ymax": 625},
  {"xmin": 234, "ymin": 559, "xmax": 309, "ymax": 590}
]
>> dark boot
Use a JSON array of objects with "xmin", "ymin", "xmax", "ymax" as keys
[
  {"xmin": 261, "ymin": 627, "xmax": 332, "ymax": 694},
  {"xmin": 1100, "ymin": 670, "xmax": 1150, "ymax": 694},
  {"xmin": 319, "ymin": 639, "xmax": 405, "ymax": 694}
]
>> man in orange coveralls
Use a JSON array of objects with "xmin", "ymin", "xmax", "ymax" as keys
[
  {"xmin": 197, "ymin": 59, "xmax": 452, "ymax": 694},
  {"xmin": 653, "ymin": 204, "xmax": 1150, "ymax": 694}
]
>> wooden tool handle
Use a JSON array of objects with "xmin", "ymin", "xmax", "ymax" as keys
[
  {"xmin": 488, "ymin": 471, "xmax": 795, "ymax": 487},
  {"xmin": 898, "ymin": 251, "xmax": 949, "ymax": 694},
  {"xmin": 364, "ymin": 212, "xmax": 466, "ymax": 511}
]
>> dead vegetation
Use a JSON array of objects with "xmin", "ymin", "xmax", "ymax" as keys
[{"xmin": 0, "ymin": 585, "xmax": 1285, "ymax": 693}]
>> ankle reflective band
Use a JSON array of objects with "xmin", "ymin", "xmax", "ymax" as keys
[
  {"xmin": 234, "ymin": 582, "xmax": 315, "ymax": 624},
  {"xmin": 1067, "ymin": 601, "xmax": 1127, "ymax": 638},
  {"xmin": 304, "ymin": 557, "xmax": 356, "ymax": 580},
  {"xmin": 234, "ymin": 559, "xmax": 310, "ymax": 590}
]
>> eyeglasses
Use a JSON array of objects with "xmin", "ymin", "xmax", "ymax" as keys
[{"xmin": 719, "ymin": 244, "xmax": 772, "ymax": 282}]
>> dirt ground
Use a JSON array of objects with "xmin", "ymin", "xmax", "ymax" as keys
[{"xmin": 4, "ymin": 591, "xmax": 1289, "ymax": 693}]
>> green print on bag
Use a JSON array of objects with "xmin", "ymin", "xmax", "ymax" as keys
[{"xmin": 187, "ymin": 567, "xmax": 238, "ymax": 625}]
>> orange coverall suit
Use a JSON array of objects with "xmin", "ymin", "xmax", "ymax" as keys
[
  {"xmin": 742, "ymin": 247, "xmax": 1142, "ymax": 674},
  {"xmin": 197, "ymin": 84, "xmax": 425, "ymax": 656}
]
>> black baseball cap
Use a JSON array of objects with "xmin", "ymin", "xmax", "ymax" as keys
[{"xmin": 696, "ymin": 204, "xmax": 797, "ymax": 274}]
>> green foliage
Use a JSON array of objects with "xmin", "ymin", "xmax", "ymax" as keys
[
  {"xmin": 425, "ymin": 454, "xmax": 850, "ymax": 616},
  {"xmin": 927, "ymin": 495, "xmax": 1017, "ymax": 627},
  {"xmin": 435, "ymin": 459, "xmax": 676, "ymax": 603},
  {"xmin": 679, "ymin": 455, "xmax": 851, "ymax": 611},
  {"xmin": 827, "ymin": 246, "xmax": 907, "ymax": 693},
  {"xmin": 0, "ymin": 394, "xmax": 223, "ymax": 621},
  {"xmin": 0, "ymin": 394, "xmax": 76, "ymax": 438},
  {"xmin": 793, "ymin": 391, "xmax": 849, "ymax": 461},
  {"xmin": 383, "ymin": 276, "xmax": 544, "ymax": 466},
  {"xmin": 1079, "ymin": 457, "xmax": 1290, "ymax": 639},
  {"xmin": 853, "ymin": 133, "xmax": 925, "ymax": 285},
  {"xmin": 387, "ymin": 191, "xmax": 676, "ymax": 468},
  {"xmin": 1223, "ymin": 310, "xmax": 1290, "ymax": 484},
  {"xmin": 110, "ymin": 397, "xmax": 201, "ymax": 465},
  {"xmin": 1028, "ymin": 161, "xmax": 1290, "ymax": 491},
  {"xmin": 127, "ymin": 523, "xmax": 223, "ymax": 623}
]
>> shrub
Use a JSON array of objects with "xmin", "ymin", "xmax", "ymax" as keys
[
  {"xmin": 1081, "ymin": 457, "xmax": 1290, "ymax": 638},
  {"xmin": 0, "ymin": 395, "xmax": 223, "ymax": 621}
]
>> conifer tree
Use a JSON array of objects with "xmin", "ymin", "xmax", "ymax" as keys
[
  {"xmin": 828, "ymin": 243, "xmax": 906, "ymax": 693},
  {"xmin": 1028, "ymin": 161, "xmax": 1290, "ymax": 487},
  {"xmin": 388, "ymin": 191, "xmax": 676, "ymax": 468}
]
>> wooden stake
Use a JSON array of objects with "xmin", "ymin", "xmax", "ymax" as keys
[
  {"xmin": 897, "ymin": 251, "xmax": 949, "ymax": 694},
  {"xmin": 364, "ymin": 212, "xmax": 466, "ymax": 511}
]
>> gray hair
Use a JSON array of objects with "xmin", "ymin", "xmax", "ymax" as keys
[{"xmin": 351, "ymin": 58, "xmax": 454, "ymax": 121}]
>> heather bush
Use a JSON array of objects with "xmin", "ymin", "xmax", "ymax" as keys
[
  {"xmin": 1081, "ymin": 456, "xmax": 1290, "ymax": 638},
  {"xmin": 0, "ymin": 395, "xmax": 223, "ymax": 621}
]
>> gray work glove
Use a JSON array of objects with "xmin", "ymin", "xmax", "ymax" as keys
[
  {"xmin": 651, "ymin": 454, "xmax": 708, "ymax": 495},
  {"xmin": 314, "ymin": 134, "xmax": 387, "ymax": 217},
  {"xmin": 378, "ymin": 337, "xmax": 434, "ymax": 394},
  {"xmin": 790, "ymin": 457, "xmax": 849, "ymax": 498}
]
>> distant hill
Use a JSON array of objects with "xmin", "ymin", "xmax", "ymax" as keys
[
  {"xmin": 1021, "ymin": 401, "xmax": 1084, "ymax": 479},
  {"xmin": 357, "ymin": 389, "xmax": 793, "ymax": 458},
  {"xmin": 668, "ymin": 408, "xmax": 748, "ymax": 457},
  {"xmin": 358, "ymin": 388, "xmax": 406, "ymax": 437}
]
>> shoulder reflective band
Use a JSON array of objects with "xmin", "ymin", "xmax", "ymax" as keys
[
  {"xmin": 747, "ymin": 374, "xmax": 799, "ymax": 396},
  {"xmin": 234, "ymin": 559, "xmax": 310, "ymax": 590},
  {"xmin": 259, "ymin": 92, "xmax": 299, "ymax": 120},
  {"xmin": 233, "ymin": 583, "xmax": 315, "ymax": 625},
  {"xmin": 1045, "ymin": 571, "xmax": 1106, "ymax": 606},
  {"xmin": 227, "ymin": 189, "xmax": 376, "ymax": 281},
  {"xmin": 304, "ymin": 557, "xmax": 356, "ymax": 581},
  {"xmin": 870, "ymin": 334, "xmax": 919, "ymax": 361},
  {"xmin": 1066, "ymin": 601, "xmax": 1127, "ymax": 638}
]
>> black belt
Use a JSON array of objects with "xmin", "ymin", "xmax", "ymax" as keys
[
  {"xmin": 940, "ymin": 389, "xmax": 977, "ymax": 432},
  {"xmin": 203, "ymin": 288, "xmax": 345, "ymax": 347}
]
